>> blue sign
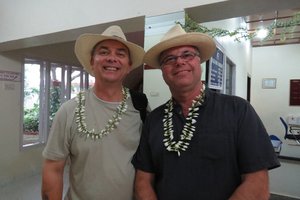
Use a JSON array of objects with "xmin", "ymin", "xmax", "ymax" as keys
[{"xmin": 208, "ymin": 48, "xmax": 224, "ymax": 90}]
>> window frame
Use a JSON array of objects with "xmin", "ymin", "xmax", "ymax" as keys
[{"xmin": 21, "ymin": 58, "xmax": 93, "ymax": 149}]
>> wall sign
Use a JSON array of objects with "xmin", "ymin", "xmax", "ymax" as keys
[
  {"xmin": 208, "ymin": 48, "xmax": 224, "ymax": 90},
  {"xmin": 290, "ymin": 79, "xmax": 300, "ymax": 106},
  {"xmin": 0, "ymin": 70, "xmax": 21, "ymax": 82}
]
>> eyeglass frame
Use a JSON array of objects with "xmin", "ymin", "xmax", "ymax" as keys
[{"xmin": 159, "ymin": 50, "xmax": 200, "ymax": 67}]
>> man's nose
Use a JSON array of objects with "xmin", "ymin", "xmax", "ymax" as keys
[
  {"xmin": 106, "ymin": 54, "xmax": 117, "ymax": 62},
  {"xmin": 175, "ymin": 56, "xmax": 186, "ymax": 66}
]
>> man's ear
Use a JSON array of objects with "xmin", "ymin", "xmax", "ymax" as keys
[
  {"xmin": 128, "ymin": 63, "xmax": 133, "ymax": 74},
  {"xmin": 90, "ymin": 57, "xmax": 94, "ymax": 66},
  {"xmin": 90, "ymin": 58, "xmax": 95, "ymax": 73}
]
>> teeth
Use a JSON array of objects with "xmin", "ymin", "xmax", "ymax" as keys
[
  {"xmin": 104, "ymin": 67, "xmax": 118, "ymax": 71},
  {"xmin": 175, "ymin": 70, "xmax": 189, "ymax": 75}
]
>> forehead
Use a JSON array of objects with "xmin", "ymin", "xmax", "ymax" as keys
[
  {"xmin": 94, "ymin": 39, "xmax": 129, "ymax": 52},
  {"xmin": 161, "ymin": 45, "xmax": 196, "ymax": 56}
]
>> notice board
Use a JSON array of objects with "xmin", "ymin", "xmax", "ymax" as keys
[{"xmin": 290, "ymin": 79, "xmax": 300, "ymax": 106}]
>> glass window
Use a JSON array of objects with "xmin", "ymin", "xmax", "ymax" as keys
[
  {"xmin": 23, "ymin": 62, "xmax": 41, "ymax": 146},
  {"xmin": 22, "ymin": 59, "xmax": 94, "ymax": 148}
]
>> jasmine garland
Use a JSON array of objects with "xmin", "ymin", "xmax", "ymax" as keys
[
  {"xmin": 163, "ymin": 85, "xmax": 205, "ymax": 156},
  {"xmin": 75, "ymin": 87, "xmax": 129, "ymax": 140}
]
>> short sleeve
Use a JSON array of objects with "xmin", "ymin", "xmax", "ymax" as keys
[
  {"xmin": 132, "ymin": 118, "xmax": 155, "ymax": 173},
  {"xmin": 236, "ymin": 101, "xmax": 280, "ymax": 173},
  {"xmin": 42, "ymin": 101, "xmax": 75, "ymax": 160}
]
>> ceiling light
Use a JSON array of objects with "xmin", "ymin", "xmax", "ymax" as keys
[{"xmin": 256, "ymin": 28, "xmax": 269, "ymax": 39}]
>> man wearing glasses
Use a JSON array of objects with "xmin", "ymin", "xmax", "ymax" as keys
[{"xmin": 132, "ymin": 24, "xmax": 280, "ymax": 200}]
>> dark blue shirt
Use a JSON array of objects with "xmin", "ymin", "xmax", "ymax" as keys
[{"xmin": 132, "ymin": 89, "xmax": 280, "ymax": 200}]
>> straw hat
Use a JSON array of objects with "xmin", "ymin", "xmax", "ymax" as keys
[
  {"xmin": 74, "ymin": 25, "xmax": 145, "ymax": 76},
  {"xmin": 144, "ymin": 24, "xmax": 216, "ymax": 68}
]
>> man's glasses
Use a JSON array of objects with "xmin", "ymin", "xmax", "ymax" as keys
[{"xmin": 160, "ymin": 51, "xmax": 199, "ymax": 67}]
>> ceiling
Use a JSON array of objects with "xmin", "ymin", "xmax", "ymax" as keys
[
  {"xmin": 245, "ymin": 8, "xmax": 300, "ymax": 47},
  {"xmin": 186, "ymin": 0, "xmax": 300, "ymax": 47},
  {"xmin": 2, "ymin": 0, "xmax": 300, "ymax": 90}
]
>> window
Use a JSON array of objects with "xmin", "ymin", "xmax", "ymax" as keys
[
  {"xmin": 224, "ymin": 57, "xmax": 236, "ymax": 95},
  {"xmin": 22, "ymin": 59, "xmax": 94, "ymax": 148}
]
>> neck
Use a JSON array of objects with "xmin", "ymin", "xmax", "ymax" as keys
[
  {"xmin": 93, "ymin": 82, "xmax": 124, "ymax": 102},
  {"xmin": 171, "ymin": 83, "xmax": 204, "ymax": 117}
]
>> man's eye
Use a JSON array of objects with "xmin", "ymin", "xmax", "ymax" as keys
[
  {"xmin": 98, "ymin": 50, "xmax": 109, "ymax": 55},
  {"xmin": 182, "ymin": 52, "xmax": 193, "ymax": 59},
  {"xmin": 164, "ymin": 56, "xmax": 176, "ymax": 64},
  {"xmin": 116, "ymin": 52, "xmax": 126, "ymax": 58}
]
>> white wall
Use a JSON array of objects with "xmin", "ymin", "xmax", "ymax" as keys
[
  {"xmin": 252, "ymin": 44, "xmax": 300, "ymax": 156},
  {"xmin": 203, "ymin": 17, "xmax": 252, "ymax": 98},
  {"xmin": 144, "ymin": 69, "xmax": 171, "ymax": 110},
  {"xmin": 252, "ymin": 44, "xmax": 300, "ymax": 198},
  {"xmin": 0, "ymin": 53, "xmax": 44, "ymax": 187},
  {"xmin": 0, "ymin": 0, "xmax": 224, "ymax": 44}
]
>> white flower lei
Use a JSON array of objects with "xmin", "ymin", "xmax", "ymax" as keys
[
  {"xmin": 75, "ymin": 87, "xmax": 129, "ymax": 140},
  {"xmin": 163, "ymin": 85, "xmax": 205, "ymax": 156}
]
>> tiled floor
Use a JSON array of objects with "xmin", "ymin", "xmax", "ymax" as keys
[
  {"xmin": 0, "ymin": 173, "xmax": 42, "ymax": 200},
  {"xmin": 271, "ymin": 194, "xmax": 300, "ymax": 200},
  {"xmin": 0, "ymin": 169, "xmax": 69, "ymax": 200},
  {"xmin": 0, "ymin": 171, "xmax": 299, "ymax": 200}
]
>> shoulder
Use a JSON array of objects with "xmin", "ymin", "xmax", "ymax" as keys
[
  {"xmin": 144, "ymin": 102, "xmax": 166, "ymax": 122},
  {"xmin": 206, "ymin": 89, "xmax": 250, "ymax": 108},
  {"xmin": 59, "ymin": 97, "xmax": 77, "ymax": 112},
  {"xmin": 54, "ymin": 94, "xmax": 79, "ymax": 119}
]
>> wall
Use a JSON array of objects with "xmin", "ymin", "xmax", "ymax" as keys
[
  {"xmin": 202, "ymin": 17, "xmax": 252, "ymax": 98},
  {"xmin": 252, "ymin": 44, "xmax": 300, "ymax": 157},
  {"xmin": 0, "ymin": 0, "xmax": 224, "ymax": 44},
  {"xmin": 252, "ymin": 44, "xmax": 300, "ymax": 198},
  {"xmin": 0, "ymin": 53, "xmax": 44, "ymax": 187}
]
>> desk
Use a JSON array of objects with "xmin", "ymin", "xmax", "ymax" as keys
[
  {"xmin": 287, "ymin": 124, "xmax": 300, "ymax": 140},
  {"xmin": 289, "ymin": 124, "xmax": 300, "ymax": 132}
]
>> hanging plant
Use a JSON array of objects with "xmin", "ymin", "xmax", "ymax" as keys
[{"xmin": 178, "ymin": 12, "xmax": 300, "ymax": 43}]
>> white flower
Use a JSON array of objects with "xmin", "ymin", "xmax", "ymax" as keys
[
  {"xmin": 75, "ymin": 87, "xmax": 129, "ymax": 141},
  {"xmin": 163, "ymin": 85, "xmax": 205, "ymax": 156}
]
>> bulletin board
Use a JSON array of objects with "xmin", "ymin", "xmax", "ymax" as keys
[{"xmin": 290, "ymin": 79, "xmax": 300, "ymax": 106}]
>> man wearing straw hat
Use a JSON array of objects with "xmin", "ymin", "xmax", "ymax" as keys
[
  {"xmin": 132, "ymin": 24, "xmax": 279, "ymax": 200},
  {"xmin": 42, "ymin": 25, "xmax": 147, "ymax": 200}
]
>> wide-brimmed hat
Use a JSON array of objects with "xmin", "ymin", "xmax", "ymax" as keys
[
  {"xmin": 74, "ymin": 25, "xmax": 145, "ymax": 76},
  {"xmin": 144, "ymin": 24, "xmax": 216, "ymax": 68}
]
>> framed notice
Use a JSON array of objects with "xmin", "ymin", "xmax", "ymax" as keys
[
  {"xmin": 208, "ymin": 47, "xmax": 224, "ymax": 90},
  {"xmin": 290, "ymin": 79, "xmax": 300, "ymax": 106},
  {"xmin": 0, "ymin": 70, "xmax": 21, "ymax": 82},
  {"xmin": 262, "ymin": 78, "xmax": 276, "ymax": 89}
]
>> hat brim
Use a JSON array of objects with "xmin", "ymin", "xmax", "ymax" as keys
[
  {"xmin": 144, "ymin": 33, "xmax": 216, "ymax": 68},
  {"xmin": 74, "ymin": 34, "xmax": 145, "ymax": 76}
]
